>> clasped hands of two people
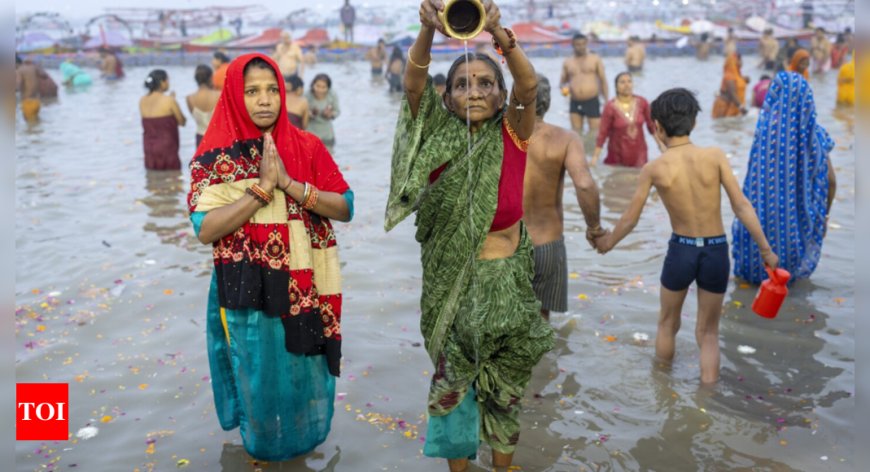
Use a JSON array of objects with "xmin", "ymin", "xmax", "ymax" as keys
[
  {"xmin": 418, "ymin": 0, "xmax": 502, "ymax": 36},
  {"xmin": 587, "ymin": 226, "xmax": 615, "ymax": 255}
]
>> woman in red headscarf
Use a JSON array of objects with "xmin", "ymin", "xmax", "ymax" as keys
[
  {"xmin": 187, "ymin": 53, "xmax": 354, "ymax": 461},
  {"xmin": 712, "ymin": 53, "xmax": 748, "ymax": 118}
]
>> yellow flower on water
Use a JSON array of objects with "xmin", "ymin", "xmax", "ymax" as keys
[
  {"xmin": 577, "ymin": 294, "xmax": 588, "ymax": 300},
  {"xmin": 100, "ymin": 415, "xmax": 113, "ymax": 423}
]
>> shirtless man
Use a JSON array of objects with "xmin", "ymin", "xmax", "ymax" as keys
[
  {"xmin": 723, "ymin": 27, "xmax": 737, "ymax": 57},
  {"xmin": 560, "ymin": 33, "xmax": 608, "ymax": 149},
  {"xmin": 593, "ymin": 88, "xmax": 779, "ymax": 384},
  {"xmin": 16, "ymin": 55, "xmax": 41, "ymax": 122},
  {"xmin": 274, "ymin": 32, "xmax": 304, "ymax": 78},
  {"xmin": 758, "ymin": 28, "xmax": 780, "ymax": 70},
  {"xmin": 524, "ymin": 74, "xmax": 604, "ymax": 319},
  {"xmin": 810, "ymin": 27, "xmax": 832, "ymax": 74},
  {"xmin": 365, "ymin": 39, "xmax": 388, "ymax": 76},
  {"xmin": 624, "ymin": 36, "xmax": 646, "ymax": 72},
  {"xmin": 99, "ymin": 48, "xmax": 123, "ymax": 79},
  {"xmin": 695, "ymin": 33, "xmax": 712, "ymax": 61}
]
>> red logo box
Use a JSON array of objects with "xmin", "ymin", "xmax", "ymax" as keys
[{"xmin": 16, "ymin": 383, "xmax": 69, "ymax": 441}]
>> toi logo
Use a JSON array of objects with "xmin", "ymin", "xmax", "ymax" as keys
[{"xmin": 16, "ymin": 383, "xmax": 69, "ymax": 441}]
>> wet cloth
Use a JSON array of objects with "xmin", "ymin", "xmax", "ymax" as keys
[
  {"xmin": 188, "ymin": 53, "xmax": 351, "ymax": 461},
  {"xmin": 661, "ymin": 234, "xmax": 730, "ymax": 294},
  {"xmin": 712, "ymin": 54, "xmax": 747, "ymax": 118},
  {"xmin": 142, "ymin": 115, "xmax": 181, "ymax": 170},
  {"xmin": 192, "ymin": 107, "xmax": 212, "ymax": 136},
  {"xmin": 287, "ymin": 111, "xmax": 304, "ymax": 129},
  {"xmin": 21, "ymin": 98, "xmax": 40, "ymax": 121},
  {"xmin": 596, "ymin": 96, "xmax": 655, "ymax": 167},
  {"xmin": 753, "ymin": 78, "xmax": 772, "ymax": 108},
  {"xmin": 213, "ymin": 63, "xmax": 229, "ymax": 90},
  {"xmin": 385, "ymin": 79, "xmax": 554, "ymax": 457},
  {"xmin": 532, "ymin": 238, "xmax": 568, "ymax": 312},
  {"xmin": 732, "ymin": 72, "xmax": 834, "ymax": 284},
  {"xmin": 837, "ymin": 56, "xmax": 854, "ymax": 105},
  {"xmin": 306, "ymin": 90, "xmax": 340, "ymax": 148},
  {"xmin": 60, "ymin": 62, "xmax": 92, "ymax": 86},
  {"xmin": 37, "ymin": 67, "xmax": 57, "ymax": 98},
  {"xmin": 424, "ymin": 229, "xmax": 551, "ymax": 456}
]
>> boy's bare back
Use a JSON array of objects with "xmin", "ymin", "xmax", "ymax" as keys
[{"xmin": 646, "ymin": 144, "xmax": 731, "ymax": 237}]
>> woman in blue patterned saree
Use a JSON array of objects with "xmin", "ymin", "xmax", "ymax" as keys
[{"xmin": 732, "ymin": 71, "xmax": 836, "ymax": 284}]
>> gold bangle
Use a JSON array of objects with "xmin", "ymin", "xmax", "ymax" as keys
[
  {"xmin": 303, "ymin": 185, "xmax": 319, "ymax": 210},
  {"xmin": 301, "ymin": 182, "xmax": 311, "ymax": 205},
  {"xmin": 407, "ymin": 50, "xmax": 431, "ymax": 69}
]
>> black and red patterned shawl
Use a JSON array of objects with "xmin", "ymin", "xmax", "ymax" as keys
[{"xmin": 187, "ymin": 53, "xmax": 349, "ymax": 376}]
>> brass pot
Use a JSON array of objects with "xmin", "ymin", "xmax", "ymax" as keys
[{"xmin": 437, "ymin": 0, "xmax": 486, "ymax": 40}]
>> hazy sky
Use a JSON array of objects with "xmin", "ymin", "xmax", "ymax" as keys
[{"xmin": 16, "ymin": 0, "xmax": 411, "ymax": 20}]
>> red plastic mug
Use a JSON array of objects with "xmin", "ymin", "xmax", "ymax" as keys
[{"xmin": 752, "ymin": 267, "xmax": 791, "ymax": 318}]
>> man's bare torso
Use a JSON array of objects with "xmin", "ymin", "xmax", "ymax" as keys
[
  {"xmin": 523, "ymin": 122, "xmax": 573, "ymax": 245},
  {"xmin": 625, "ymin": 44, "xmax": 645, "ymax": 68},
  {"xmin": 563, "ymin": 54, "xmax": 601, "ymax": 101},
  {"xmin": 17, "ymin": 64, "xmax": 39, "ymax": 99}
]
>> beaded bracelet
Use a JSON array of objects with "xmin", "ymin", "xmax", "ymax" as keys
[{"xmin": 492, "ymin": 28, "xmax": 517, "ymax": 57}]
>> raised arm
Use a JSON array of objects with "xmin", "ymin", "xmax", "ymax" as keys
[
  {"xmin": 485, "ymin": 2, "xmax": 537, "ymax": 140},
  {"xmin": 564, "ymin": 133, "xmax": 602, "ymax": 238},
  {"xmin": 595, "ymin": 163, "xmax": 653, "ymax": 253},
  {"xmin": 404, "ymin": 0, "xmax": 444, "ymax": 118},
  {"xmin": 719, "ymin": 152, "xmax": 778, "ymax": 268}
]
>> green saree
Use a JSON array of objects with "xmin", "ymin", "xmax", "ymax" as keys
[{"xmin": 385, "ymin": 80, "xmax": 554, "ymax": 456}]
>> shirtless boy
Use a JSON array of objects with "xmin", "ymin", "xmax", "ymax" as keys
[
  {"xmin": 560, "ymin": 33, "xmax": 608, "ymax": 148},
  {"xmin": 594, "ymin": 88, "xmax": 779, "ymax": 384}
]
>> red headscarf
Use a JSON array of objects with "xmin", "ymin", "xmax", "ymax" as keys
[
  {"xmin": 191, "ymin": 52, "xmax": 348, "ymax": 204},
  {"xmin": 789, "ymin": 49, "xmax": 810, "ymax": 79},
  {"xmin": 188, "ymin": 53, "xmax": 348, "ymax": 377}
]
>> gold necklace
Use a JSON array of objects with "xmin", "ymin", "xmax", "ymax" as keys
[{"xmin": 617, "ymin": 97, "xmax": 633, "ymax": 118}]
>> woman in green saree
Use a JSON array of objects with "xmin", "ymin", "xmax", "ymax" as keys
[{"xmin": 385, "ymin": 1, "xmax": 555, "ymax": 470}]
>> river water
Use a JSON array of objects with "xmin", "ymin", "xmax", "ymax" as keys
[{"xmin": 15, "ymin": 53, "xmax": 854, "ymax": 471}]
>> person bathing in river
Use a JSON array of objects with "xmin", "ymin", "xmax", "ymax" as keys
[{"xmin": 385, "ymin": 1, "xmax": 554, "ymax": 470}]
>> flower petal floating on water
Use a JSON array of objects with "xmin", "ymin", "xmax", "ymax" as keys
[
  {"xmin": 176, "ymin": 459, "xmax": 190, "ymax": 468},
  {"xmin": 76, "ymin": 426, "xmax": 98, "ymax": 440},
  {"xmin": 604, "ymin": 335, "xmax": 617, "ymax": 343},
  {"xmin": 632, "ymin": 332, "xmax": 649, "ymax": 342},
  {"xmin": 737, "ymin": 345, "xmax": 756, "ymax": 354}
]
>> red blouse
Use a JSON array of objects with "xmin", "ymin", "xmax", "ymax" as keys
[
  {"xmin": 595, "ymin": 96, "xmax": 655, "ymax": 168},
  {"xmin": 429, "ymin": 121, "xmax": 528, "ymax": 232}
]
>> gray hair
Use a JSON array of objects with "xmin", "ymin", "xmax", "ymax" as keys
[{"xmin": 535, "ymin": 73, "xmax": 551, "ymax": 118}]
